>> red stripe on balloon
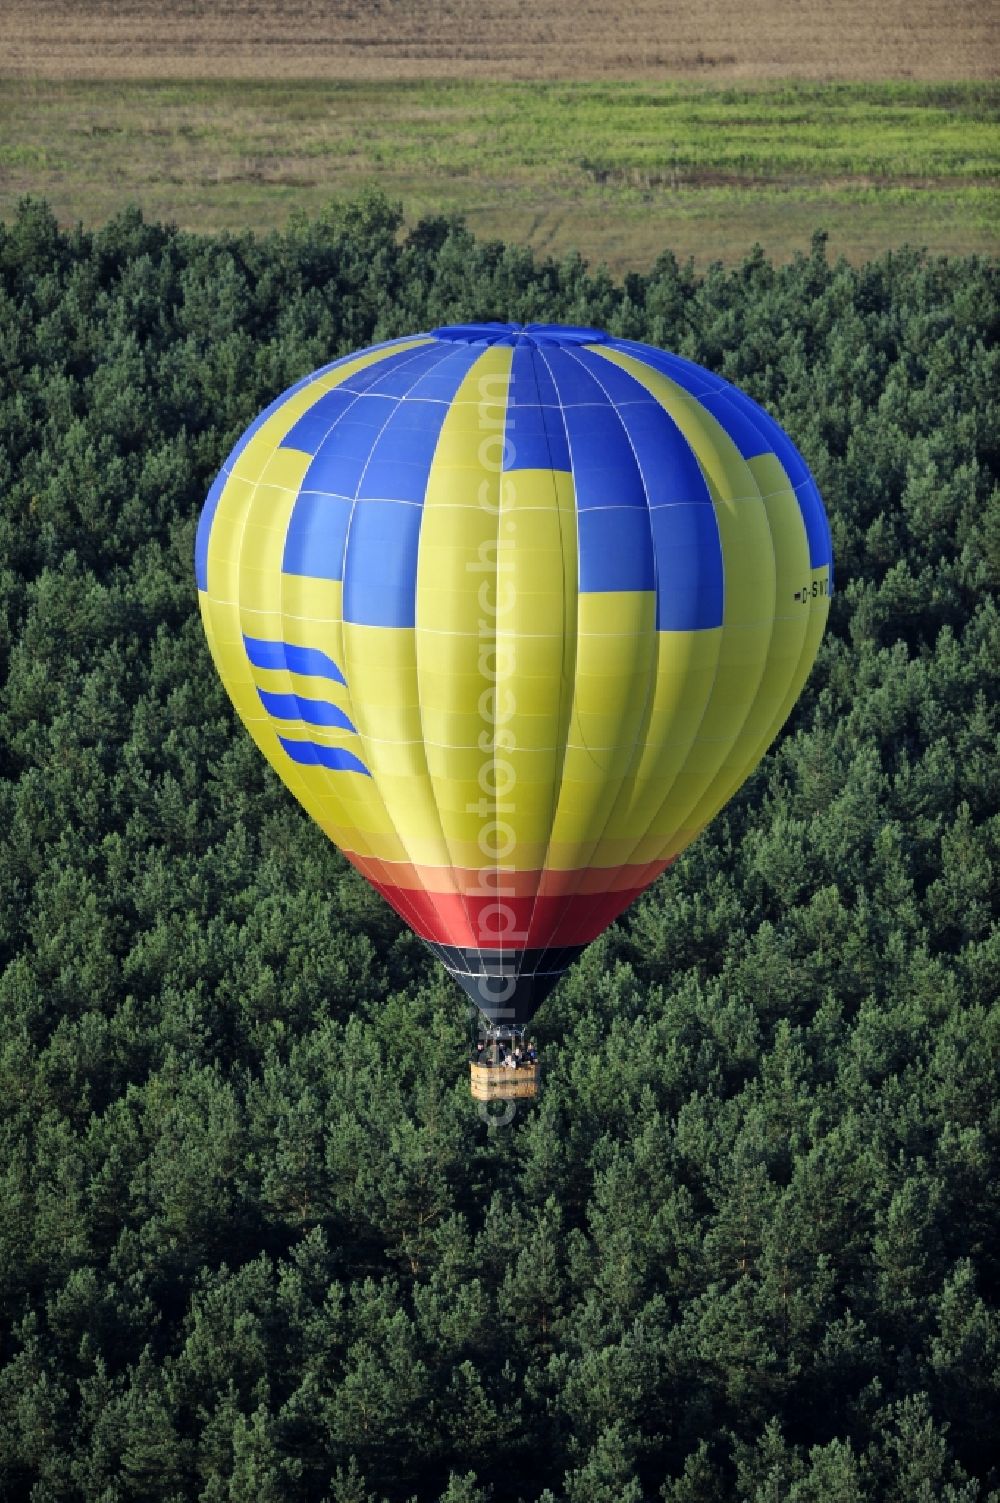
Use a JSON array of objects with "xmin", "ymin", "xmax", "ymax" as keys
[{"xmin": 368, "ymin": 880, "xmax": 667, "ymax": 950}]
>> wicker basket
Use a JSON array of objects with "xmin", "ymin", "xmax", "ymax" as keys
[{"xmin": 470, "ymin": 1062, "xmax": 540, "ymax": 1101}]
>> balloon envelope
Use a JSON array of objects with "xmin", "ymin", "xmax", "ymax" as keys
[{"xmin": 196, "ymin": 323, "xmax": 832, "ymax": 1025}]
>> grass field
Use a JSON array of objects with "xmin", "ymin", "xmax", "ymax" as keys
[{"xmin": 1, "ymin": 79, "xmax": 996, "ymax": 270}]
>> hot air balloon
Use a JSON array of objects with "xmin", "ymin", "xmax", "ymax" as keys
[{"xmin": 195, "ymin": 322, "xmax": 832, "ymax": 1103}]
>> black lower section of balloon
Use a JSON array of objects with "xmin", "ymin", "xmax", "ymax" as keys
[{"xmin": 426, "ymin": 944, "xmax": 584, "ymax": 1028}]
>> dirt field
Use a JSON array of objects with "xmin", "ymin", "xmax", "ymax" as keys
[{"xmin": 4, "ymin": 0, "xmax": 998, "ymax": 82}]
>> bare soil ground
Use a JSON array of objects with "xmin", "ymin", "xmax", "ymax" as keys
[{"xmin": 4, "ymin": 0, "xmax": 998, "ymax": 82}]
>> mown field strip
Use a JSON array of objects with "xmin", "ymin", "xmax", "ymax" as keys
[{"xmin": 4, "ymin": 0, "xmax": 997, "ymax": 80}]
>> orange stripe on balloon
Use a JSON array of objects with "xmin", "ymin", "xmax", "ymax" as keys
[{"xmin": 342, "ymin": 852, "xmax": 673, "ymax": 898}]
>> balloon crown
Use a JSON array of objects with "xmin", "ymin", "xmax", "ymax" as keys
[{"xmin": 430, "ymin": 321, "xmax": 609, "ymax": 348}]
